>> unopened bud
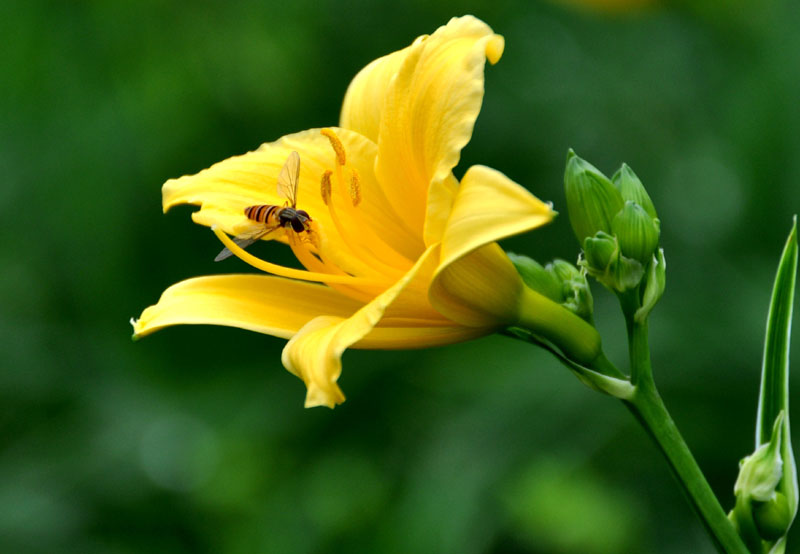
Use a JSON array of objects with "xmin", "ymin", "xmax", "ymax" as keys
[
  {"xmin": 753, "ymin": 492, "xmax": 793, "ymax": 541},
  {"xmin": 564, "ymin": 150, "xmax": 624, "ymax": 245},
  {"xmin": 611, "ymin": 201, "xmax": 660, "ymax": 263},
  {"xmin": 509, "ymin": 254, "xmax": 562, "ymax": 303},
  {"xmin": 582, "ymin": 231, "xmax": 645, "ymax": 292},
  {"xmin": 583, "ymin": 231, "xmax": 618, "ymax": 271},
  {"xmin": 731, "ymin": 412, "xmax": 793, "ymax": 545},
  {"xmin": 510, "ymin": 254, "xmax": 594, "ymax": 322},
  {"xmin": 612, "ymin": 163, "xmax": 657, "ymax": 220}
]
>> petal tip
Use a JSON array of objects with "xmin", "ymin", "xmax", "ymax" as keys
[{"xmin": 486, "ymin": 34, "xmax": 504, "ymax": 65}]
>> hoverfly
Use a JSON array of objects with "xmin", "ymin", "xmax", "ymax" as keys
[{"xmin": 215, "ymin": 150, "xmax": 313, "ymax": 262}]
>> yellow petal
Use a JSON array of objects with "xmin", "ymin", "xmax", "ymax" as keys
[
  {"xmin": 339, "ymin": 38, "xmax": 423, "ymax": 143},
  {"xmin": 439, "ymin": 165, "xmax": 555, "ymax": 271},
  {"xmin": 162, "ymin": 128, "xmax": 420, "ymax": 270},
  {"xmin": 282, "ymin": 245, "xmax": 440, "ymax": 408},
  {"xmin": 374, "ymin": 16, "xmax": 505, "ymax": 235},
  {"xmin": 429, "ymin": 243, "xmax": 523, "ymax": 328},
  {"xmin": 429, "ymin": 165, "xmax": 555, "ymax": 327},
  {"xmin": 132, "ymin": 274, "xmax": 361, "ymax": 339},
  {"xmin": 423, "ymin": 172, "xmax": 458, "ymax": 246}
]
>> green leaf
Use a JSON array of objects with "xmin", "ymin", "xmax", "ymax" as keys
[{"xmin": 756, "ymin": 216, "xmax": 798, "ymax": 521}]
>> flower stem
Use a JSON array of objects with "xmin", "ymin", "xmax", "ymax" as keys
[{"xmin": 621, "ymin": 301, "xmax": 749, "ymax": 553}]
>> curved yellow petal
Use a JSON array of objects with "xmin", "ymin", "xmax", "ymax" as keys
[
  {"xmin": 375, "ymin": 16, "xmax": 505, "ymax": 235},
  {"xmin": 162, "ymin": 128, "xmax": 420, "ymax": 271},
  {"xmin": 439, "ymin": 165, "xmax": 555, "ymax": 271},
  {"xmin": 429, "ymin": 243, "xmax": 523, "ymax": 328},
  {"xmin": 132, "ymin": 274, "xmax": 362, "ymax": 339},
  {"xmin": 339, "ymin": 38, "xmax": 423, "ymax": 143},
  {"xmin": 429, "ymin": 165, "xmax": 555, "ymax": 327},
  {"xmin": 282, "ymin": 245, "xmax": 439, "ymax": 408}
]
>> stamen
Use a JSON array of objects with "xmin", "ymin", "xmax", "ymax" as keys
[
  {"xmin": 212, "ymin": 226, "xmax": 380, "ymax": 286},
  {"xmin": 320, "ymin": 170, "xmax": 332, "ymax": 206},
  {"xmin": 320, "ymin": 128, "xmax": 346, "ymax": 166},
  {"xmin": 349, "ymin": 169, "xmax": 362, "ymax": 207},
  {"xmin": 286, "ymin": 231, "xmax": 380, "ymax": 304}
]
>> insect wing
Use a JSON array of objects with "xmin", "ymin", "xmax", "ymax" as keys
[
  {"xmin": 277, "ymin": 150, "xmax": 300, "ymax": 207},
  {"xmin": 214, "ymin": 225, "xmax": 279, "ymax": 262}
]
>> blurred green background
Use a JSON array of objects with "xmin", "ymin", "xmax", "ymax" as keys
[{"xmin": 2, "ymin": 0, "xmax": 799, "ymax": 552}]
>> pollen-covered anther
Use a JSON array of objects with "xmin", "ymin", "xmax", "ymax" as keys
[
  {"xmin": 349, "ymin": 169, "xmax": 362, "ymax": 207},
  {"xmin": 320, "ymin": 128, "xmax": 346, "ymax": 166},
  {"xmin": 320, "ymin": 170, "xmax": 333, "ymax": 206}
]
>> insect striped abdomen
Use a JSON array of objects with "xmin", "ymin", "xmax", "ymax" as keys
[{"xmin": 245, "ymin": 205, "xmax": 279, "ymax": 224}]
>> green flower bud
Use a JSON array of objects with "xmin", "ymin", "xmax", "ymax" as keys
[
  {"xmin": 510, "ymin": 254, "xmax": 593, "ymax": 321},
  {"xmin": 551, "ymin": 259, "xmax": 594, "ymax": 322},
  {"xmin": 582, "ymin": 231, "xmax": 645, "ymax": 293},
  {"xmin": 731, "ymin": 412, "xmax": 793, "ymax": 545},
  {"xmin": 612, "ymin": 163, "xmax": 657, "ymax": 219},
  {"xmin": 550, "ymin": 259, "xmax": 581, "ymax": 283},
  {"xmin": 754, "ymin": 492, "xmax": 793, "ymax": 541},
  {"xmin": 564, "ymin": 150, "xmax": 624, "ymax": 245},
  {"xmin": 583, "ymin": 231, "xmax": 619, "ymax": 271},
  {"xmin": 508, "ymin": 253, "xmax": 562, "ymax": 303},
  {"xmin": 611, "ymin": 201, "xmax": 661, "ymax": 263}
]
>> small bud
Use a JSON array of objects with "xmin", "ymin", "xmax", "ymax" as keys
[
  {"xmin": 611, "ymin": 201, "xmax": 660, "ymax": 263},
  {"xmin": 734, "ymin": 420, "xmax": 783, "ymax": 503},
  {"xmin": 550, "ymin": 259, "xmax": 581, "ymax": 283},
  {"xmin": 583, "ymin": 231, "xmax": 618, "ymax": 272},
  {"xmin": 582, "ymin": 231, "xmax": 645, "ymax": 292},
  {"xmin": 731, "ymin": 412, "xmax": 793, "ymax": 545},
  {"xmin": 753, "ymin": 492, "xmax": 793, "ymax": 541},
  {"xmin": 612, "ymin": 163, "xmax": 657, "ymax": 219},
  {"xmin": 551, "ymin": 259, "xmax": 594, "ymax": 322},
  {"xmin": 564, "ymin": 150, "xmax": 624, "ymax": 245},
  {"xmin": 509, "ymin": 254, "xmax": 593, "ymax": 321},
  {"xmin": 509, "ymin": 254, "xmax": 562, "ymax": 303}
]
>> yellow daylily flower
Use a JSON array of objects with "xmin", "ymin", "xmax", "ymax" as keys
[{"xmin": 133, "ymin": 15, "xmax": 575, "ymax": 408}]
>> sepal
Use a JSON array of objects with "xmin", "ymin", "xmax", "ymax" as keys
[{"xmin": 635, "ymin": 249, "xmax": 666, "ymax": 323}]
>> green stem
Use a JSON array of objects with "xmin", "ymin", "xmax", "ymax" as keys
[{"xmin": 622, "ymin": 301, "xmax": 749, "ymax": 553}]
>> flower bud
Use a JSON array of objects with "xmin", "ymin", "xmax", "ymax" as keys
[
  {"xmin": 612, "ymin": 163, "xmax": 657, "ymax": 220},
  {"xmin": 564, "ymin": 150, "xmax": 624, "ymax": 245},
  {"xmin": 611, "ymin": 201, "xmax": 660, "ymax": 263},
  {"xmin": 753, "ymin": 492, "xmax": 793, "ymax": 541},
  {"xmin": 551, "ymin": 259, "xmax": 593, "ymax": 322},
  {"xmin": 510, "ymin": 254, "xmax": 593, "ymax": 321},
  {"xmin": 508, "ymin": 253, "xmax": 563, "ymax": 303},
  {"xmin": 583, "ymin": 231, "xmax": 619, "ymax": 272},
  {"xmin": 582, "ymin": 231, "xmax": 645, "ymax": 293},
  {"xmin": 730, "ymin": 412, "xmax": 794, "ymax": 546}
]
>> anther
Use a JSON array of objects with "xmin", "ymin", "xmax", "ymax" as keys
[
  {"xmin": 320, "ymin": 128, "xmax": 346, "ymax": 166},
  {"xmin": 320, "ymin": 170, "xmax": 333, "ymax": 206},
  {"xmin": 349, "ymin": 169, "xmax": 362, "ymax": 207}
]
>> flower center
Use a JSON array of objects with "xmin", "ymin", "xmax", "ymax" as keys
[
  {"xmin": 213, "ymin": 128, "xmax": 416, "ymax": 301},
  {"xmin": 318, "ymin": 128, "xmax": 412, "ymax": 277}
]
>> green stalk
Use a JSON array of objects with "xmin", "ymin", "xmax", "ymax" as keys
[{"xmin": 621, "ymin": 299, "xmax": 749, "ymax": 554}]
